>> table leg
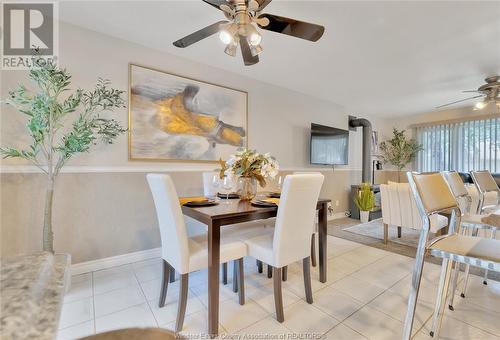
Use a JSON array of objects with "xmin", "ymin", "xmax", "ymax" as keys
[
  {"xmin": 318, "ymin": 202, "xmax": 328, "ymax": 283},
  {"xmin": 208, "ymin": 220, "xmax": 221, "ymax": 337}
]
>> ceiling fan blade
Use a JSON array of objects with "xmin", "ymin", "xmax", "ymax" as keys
[
  {"xmin": 239, "ymin": 36, "xmax": 259, "ymax": 66},
  {"xmin": 435, "ymin": 95, "xmax": 483, "ymax": 109},
  {"xmin": 173, "ymin": 21, "xmax": 228, "ymax": 48},
  {"xmin": 255, "ymin": 0, "xmax": 273, "ymax": 11},
  {"xmin": 257, "ymin": 13, "xmax": 325, "ymax": 42},
  {"xmin": 201, "ymin": 0, "xmax": 227, "ymax": 10}
]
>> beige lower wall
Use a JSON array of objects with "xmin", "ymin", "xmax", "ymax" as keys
[
  {"xmin": 1, "ymin": 169, "xmax": 405, "ymax": 263},
  {"xmin": 0, "ymin": 169, "xmax": 405, "ymax": 263}
]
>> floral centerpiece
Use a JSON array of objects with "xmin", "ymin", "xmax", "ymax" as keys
[{"xmin": 220, "ymin": 148, "xmax": 279, "ymax": 200}]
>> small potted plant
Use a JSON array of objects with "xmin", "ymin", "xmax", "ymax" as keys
[
  {"xmin": 223, "ymin": 148, "xmax": 279, "ymax": 200},
  {"xmin": 354, "ymin": 183, "xmax": 375, "ymax": 223}
]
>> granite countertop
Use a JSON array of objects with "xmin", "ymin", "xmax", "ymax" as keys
[{"xmin": 1, "ymin": 252, "xmax": 70, "ymax": 340}]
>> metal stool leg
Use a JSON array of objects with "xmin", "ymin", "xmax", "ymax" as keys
[{"xmin": 430, "ymin": 258, "xmax": 453, "ymax": 338}]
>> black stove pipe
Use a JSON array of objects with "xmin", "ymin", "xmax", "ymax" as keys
[{"xmin": 349, "ymin": 117, "xmax": 372, "ymax": 184}]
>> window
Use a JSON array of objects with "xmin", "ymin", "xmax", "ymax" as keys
[{"xmin": 415, "ymin": 116, "xmax": 500, "ymax": 173}]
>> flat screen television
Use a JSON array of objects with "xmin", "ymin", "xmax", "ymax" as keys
[{"xmin": 310, "ymin": 123, "xmax": 349, "ymax": 165}]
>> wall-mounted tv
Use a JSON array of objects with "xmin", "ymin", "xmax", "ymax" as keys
[{"xmin": 310, "ymin": 123, "xmax": 349, "ymax": 165}]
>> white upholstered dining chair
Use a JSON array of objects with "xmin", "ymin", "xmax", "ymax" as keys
[
  {"xmin": 379, "ymin": 182, "xmax": 448, "ymax": 244},
  {"xmin": 242, "ymin": 173, "xmax": 324, "ymax": 322},
  {"xmin": 146, "ymin": 174, "xmax": 248, "ymax": 332},
  {"xmin": 403, "ymin": 172, "xmax": 500, "ymax": 340}
]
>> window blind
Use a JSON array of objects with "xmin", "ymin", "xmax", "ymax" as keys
[{"xmin": 415, "ymin": 117, "xmax": 500, "ymax": 173}]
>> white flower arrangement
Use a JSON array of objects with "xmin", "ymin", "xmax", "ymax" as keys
[{"xmin": 220, "ymin": 148, "xmax": 279, "ymax": 187}]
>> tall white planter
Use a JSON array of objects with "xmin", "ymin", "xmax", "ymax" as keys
[{"xmin": 360, "ymin": 210, "xmax": 370, "ymax": 223}]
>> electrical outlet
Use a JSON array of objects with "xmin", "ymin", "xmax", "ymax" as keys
[{"xmin": 335, "ymin": 200, "xmax": 340, "ymax": 207}]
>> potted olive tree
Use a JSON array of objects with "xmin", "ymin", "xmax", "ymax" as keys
[
  {"xmin": 379, "ymin": 128, "xmax": 423, "ymax": 182},
  {"xmin": 1, "ymin": 57, "xmax": 126, "ymax": 254},
  {"xmin": 354, "ymin": 183, "xmax": 375, "ymax": 223}
]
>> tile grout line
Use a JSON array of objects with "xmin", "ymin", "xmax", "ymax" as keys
[{"xmin": 131, "ymin": 264, "xmax": 159, "ymax": 328}]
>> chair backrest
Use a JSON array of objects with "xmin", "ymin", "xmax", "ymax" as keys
[
  {"xmin": 202, "ymin": 171, "xmax": 218, "ymax": 197},
  {"xmin": 272, "ymin": 174, "xmax": 324, "ymax": 267},
  {"xmin": 409, "ymin": 172, "xmax": 458, "ymax": 214},
  {"xmin": 146, "ymin": 174, "xmax": 190, "ymax": 274},
  {"xmin": 471, "ymin": 170, "xmax": 500, "ymax": 193},
  {"xmin": 442, "ymin": 171, "xmax": 472, "ymax": 215},
  {"xmin": 407, "ymin": 172, "xmax": 460, "ymax": 236},
  {"xmin": 380, "ymin": 182, "xmax": 421, "ymax": 230},
  {"xmin": 471, "ymin": 170, "xmax": 500, "ymax": 213}
]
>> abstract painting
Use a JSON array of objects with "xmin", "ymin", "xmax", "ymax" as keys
[{"xmin": 128, "ymin": 64, "xmax": 247, "ymax": 162}]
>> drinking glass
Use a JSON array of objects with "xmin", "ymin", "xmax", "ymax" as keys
[
  {"xmin": 222, "ymin": 176, "xmax": 233, "ymax": 201},
  {"xmin": 277, "ymin": 175, "xmax": 283, "ymax": 192},
  {"xmin": 212, "ymin": 175, "xmax": 220, "ymax": 200}
]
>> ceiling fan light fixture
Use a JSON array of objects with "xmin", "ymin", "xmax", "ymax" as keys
[
  {"xmin": 475, "ymin": 101, "xmax": 487, "ymax": 110},
  {"xmin": 250, "ymin": 43, "xmax": 263, "ymax": 57},
  {"xmin": 219, "ymin": 30, "xmax": 234, "ymax": 44},
  {"xmin": 224, "ymin": 41, "xmax": 238, "ymax": 57},
  {"xmin": 248, "ymin": 31, "xmax": 262, "ymax": 46},
  {"xmin": 219, "ymin": 23, "xmax": 238, "ymax": 45}
]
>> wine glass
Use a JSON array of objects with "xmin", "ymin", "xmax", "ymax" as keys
[
  {"xmin": 276, "ymin": 175, "xmax": 283, "ymax": 193},
  {"xmin": 212, "ymin": 175, "xmax": 220, "ymax": 200},
  {"xmin": 222, "ymin": 176, "xmax": 233, "ymax": 201}
]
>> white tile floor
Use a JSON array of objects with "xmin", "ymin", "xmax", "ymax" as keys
[{"xmin": 58, "ymin": 236, "xmax": 500, "ymax": 340}]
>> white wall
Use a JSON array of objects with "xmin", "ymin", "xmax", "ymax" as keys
[{"xmin": 1, "ymin": 22, "xmax": 387, "ymax": 172}]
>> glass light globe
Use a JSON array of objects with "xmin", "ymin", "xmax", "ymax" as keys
[
  {"xmin": 249, "ymin": 32, "xmax": 262, "ymax": 46},
  {"xmin": 219, "ymin": 30, "xmax": 234, "ymax": 45},
  {"xmin": 475, "ymin": 101, "xmax": 486, "ymax": 109}
]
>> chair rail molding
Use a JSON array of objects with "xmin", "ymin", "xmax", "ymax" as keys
[{"xmin": 0, "ymin": 165, "xmax": 363, "ymax": 174}]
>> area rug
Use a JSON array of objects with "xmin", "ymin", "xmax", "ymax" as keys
[{"xmin": 342, "ymin": 218, "xmax": 424, "ymax": 247}]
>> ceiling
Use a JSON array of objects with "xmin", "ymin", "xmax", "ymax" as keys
[{"xmin": 60, "ymin": 1, "xmax": 500, "ymax": 118}]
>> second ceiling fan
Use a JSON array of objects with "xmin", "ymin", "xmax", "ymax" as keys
[{"xmin": 173, "ymin": 0, "xmax": 325, "ymax": 66}]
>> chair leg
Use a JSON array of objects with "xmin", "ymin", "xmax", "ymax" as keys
[
  {"xmin": 175, "ymin": 273, "xmax": 189, "ymax": 333},
  {"xmin": 311, "ymin": 234, "xmax": 317, "ymax": 267},
  {"xmin": 383, "ymin": 223, "xmax": 388, "ymax": 244},
  {"xmin": 430, "ymin": 258, "xmax": 453, "ymax": 338},
  {"xmin": 267, "ymin": 265, "xmax": 273, "ymax": 278},
  {"xmin": 272, "ymin": 266, "xmax": 284, "ymax": 323},
  {"xmin": 460, "ymin": 264, "xmax": 470, "ymax": 298},
  {"xmin": 397, "ymin": 226, "xmax": 402, "ymax": 238},
  {"xmin": 448, "ymin": 261, "xmax": 460, "ymax": 310},
  {"xmin": 461, "ymin": 227, "xmax": 479, "ymax": 296},
  {"xmin": 232, "ymin": 260, "xmax": 238, "ymax": 293},
  {"xmin": 402, "ymin": 227, "xmax": 429, "ymax": 340},
  {"xmin": 222, "ymin": 262, "xmax": 228, "ymax": 285},
  {"xmin": 257, "ymin": 260, "xmax": 263, "ymax": 273},
  {"xmin": 282, "ymin": 266, "xmax": 288, "ymax": 281},
  {"xmin": 237, "ymin": 258, "xmax": 245, "ymax": 305},
  {"xmin": 303, "ymin": 257, "xmax": 313, "ymax": 304},
  {"xmin": 169, "ymin": 267, "xmax": 176, "ymax": 283},
  {"xmin": 483, "ymin": 228, "xmax": 496, "ymax": 285},
  {"xmin": 159, "ymin": 259, "xmax": 170, "ymax": 308}
]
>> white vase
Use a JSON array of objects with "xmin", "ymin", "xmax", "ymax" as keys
[{"xmin": 360, "ymin": 210, "xmax": 370, "ymax": 223}]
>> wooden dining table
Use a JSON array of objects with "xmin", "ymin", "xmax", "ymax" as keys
[{"xmin": 181, "ymin": 197, "xmax": 331, "ymax": 337}]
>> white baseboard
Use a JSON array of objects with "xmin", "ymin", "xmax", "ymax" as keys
[{"xmin": 71, "ymin": 247, "xmax": 161, "ymax": 275}]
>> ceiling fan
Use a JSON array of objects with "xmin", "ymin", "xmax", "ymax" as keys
[
  {"xmin": 172, "ymin": 0, "xmax": 325, "ymax": 66},
  {"xmin": 436, "ymin": 76, "xmax": 500, "ymax": 111}
]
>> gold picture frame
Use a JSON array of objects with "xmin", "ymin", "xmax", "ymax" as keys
[{"xmin": 128, "ymin": 63, "xmax": 248, "ymax": 163}]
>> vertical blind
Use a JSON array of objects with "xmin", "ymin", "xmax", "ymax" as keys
[{"xmin": 415, "ymin": 117, "xmax": 500, "ymax": 173}]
